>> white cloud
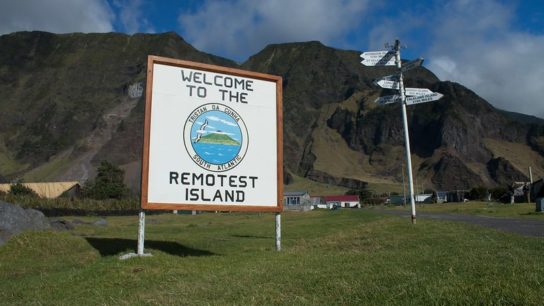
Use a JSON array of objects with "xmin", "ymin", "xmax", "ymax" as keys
[
  {"xmin": 206, "ymin": 115, "xmax": 238, "ymax": 127},
  {"xmin": 178, "ymin": 0, "xmax": 369, "ymax": 61},
  {"xmin": 113, "ymin": 0, "xmax": 155, "ymax": 33},
  {"xmin": 222, "ymin": 120, "xmax": 237, "ymax": 127},
  {"xmin": 212, "ymin": 131, "xmax": 234, "ymax": 136},
  {"xmin": 426, "ymin": 0, "xmax": 544, "ymax": 118},
  {"xmin": 0, "ymin": 0, "xmax": 114, "ymax": 34},
  {"xmin": 206, "ymin": 115, "xmax": 221, "ymax": 122}
]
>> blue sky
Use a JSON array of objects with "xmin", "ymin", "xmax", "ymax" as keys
[{"xmin": 1, "ymin": 0, "xmax": 544, "ymax": 118}]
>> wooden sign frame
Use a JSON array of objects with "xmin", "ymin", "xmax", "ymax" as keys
[{"xmin": 141, "ymin": 55, "xmax": 283, "ymax": 212}]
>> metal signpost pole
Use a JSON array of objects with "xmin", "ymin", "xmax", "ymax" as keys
[
  {"xmin": 275, "ymin": 213, "xmax": 281, "ymax": 251},
  {"xmin": 137, "ymin": 210, "xmax": 146, "ymax": 255},
  {"xmin": 120, "ymin": 209, "xmax": 151, "ymax": 259},
  {"xmin": 362, "ymin": 40, "xmax": 442, "ymax": 223},
  {"xmin": 528, "ymin": 166, "xmax": 533, "ymax": 203},
  {"xmin": 395, "ymin": 40, "xmax": 417, "ymax": 224}
]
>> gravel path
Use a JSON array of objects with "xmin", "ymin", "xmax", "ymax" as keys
[{"xmin": 380, "ymin": 210, "xmax": 544, "ymax": 237}]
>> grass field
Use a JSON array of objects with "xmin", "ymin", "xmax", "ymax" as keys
[
  {"xmin": 1, "ymin": 209, "xmax": 543, "ymax": 305},
  {"xmin": 388, "ymin": 201, "xmax": 544, "ymax": 219},
  {"xmin": 284, "ymin": 173, "xmax": 349, "ymax": 195}
]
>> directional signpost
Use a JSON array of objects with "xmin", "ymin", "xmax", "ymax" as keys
[
  {"xmin": 405, "ymin": 87, "xmax": 433, "ymax": 97},
  {"xmin": 361, "ymin": 40, "xmax": 443, "ymax": 224},
  {"xmin": 360, "ymin": 51, "xmax": 396, "ymax": 66},
  {"xmin": 374, "ymin": 79, "xmax": 400, "ymax": 90},
  {"xmin": 406, "ymin": 92, "xmax": 443, "ymax": 105},
  {"xmin": 374, "ymin": 95, "xmax": 401, "ymax": 105}
]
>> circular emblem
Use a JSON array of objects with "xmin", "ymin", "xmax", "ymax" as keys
[{"xmin": 184, "ymin": 103, "xmax": 248, "ymax": 172}]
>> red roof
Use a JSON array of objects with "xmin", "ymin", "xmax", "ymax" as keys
[{"xmin": 323, "ymin": 195, "xmax": 359, "ymax": 202}]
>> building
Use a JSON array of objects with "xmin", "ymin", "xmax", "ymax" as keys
[
  {"xmin": 283, "ymin": 191, "xmax": 311, "ymax": 207},
  {"xmin": 388, "ymin": 195, "xmax": 407, "ymax": 205},
  {"xmin": 310, "ymin": 196, "xmax": 334, "ymax": 210},
  {"xmin": 446, "ymin": 190, "xmax": 469, "ymax": 202},
  {"xmin": 0, "ymin": 181, "xmax": 81, "ymax": 199},
  {"xmin": 415, "ymin": 193, "xmax": 434, "ymax": 203},
  {"xmin": 323, "ymin": 195, "xmax": 360, "ymax": 208},
  {"xmin": 531, "ymin": 178, "xmax": 544, "ymax": 200},
  {"xmin": 435, "ymin": 191, "xmax": 448, "ymax": 203}
]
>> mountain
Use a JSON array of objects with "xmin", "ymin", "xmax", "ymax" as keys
[
  {"xmin": 498, "ymin": 110, "xmax": 544, "ymax": 126},
  {"xmin": 242, "ymin": 41, "xmax": 544, "ymax": 190},
  {"xmin": 0, "ymin": 31, "xmax": 236, "ymax": 189},
  {"xmin": 198, "ymin": 133, "xmax": 240, "ymax": 146},
  {"xmin": 0, "ymin": 32, "xmax": 543, "ymax": 193}
]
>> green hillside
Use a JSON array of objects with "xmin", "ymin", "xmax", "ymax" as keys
[
  {"xmin": 198, "ymin": 133, "xmax": 240, "ymax": 146},
  {"xmin": 1, "ymin": 31, "xmax": 543, "ymax": 193}
]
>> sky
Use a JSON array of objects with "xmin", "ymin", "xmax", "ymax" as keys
[{"xmin": 1, "ymin": 0, "xmax": 543, "ymax": 119}]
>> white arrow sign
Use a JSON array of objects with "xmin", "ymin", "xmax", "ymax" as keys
[
  {"xmin": 360, "ymin": 50, "xmax": 396, "ymax": 66},
  {"xmin": 374, "ymin": 95, "xmax": 401, "ymax": 105},
  {"xmin": 375, "ymin": 79, "xmax": 400, "ymax": 89},
  {"xmin": 405, "ymin": 92, "xmax": 443, "ymax": 105},
  {"xmin": 378, "ymin": 74, "xmax": 399, "ymax": 81},
  {"xmin": 405, "ymin": 87, "xmax": 433, "ymax": 96},
  {"xmin": 401, "ymin": 58, "xmax": 424, "ymax": 72},
  {"xmin": 374, "ymin": 74, "xmax": 400, "ymax": 89}
]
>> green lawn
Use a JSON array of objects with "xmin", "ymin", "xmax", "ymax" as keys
[
  {"xmin": 1, "ymin": 210, "xmax": 543, "ymax": 305},
  {"xmin": 388, "ymin": 201, "xmax": 544, "ymax": 219}
]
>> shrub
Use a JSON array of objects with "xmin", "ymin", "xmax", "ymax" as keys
[
  {"xmin": 83, "ymin": 161, "xmax": 129, "ymax": 200},
  {"xmin": 490, "ymin": 187, "xmax": 510, "ymax": 202},
  {"xmin": 468, "ymin": 187, "xmax": 488, "ymax": 201},
  {"xmin": 345, "ymin": 188, "xmax": 372, "ymax": 202},
  {"xmin": 9, "ymin": 182, "xmax": 38, "ymax": 197}
]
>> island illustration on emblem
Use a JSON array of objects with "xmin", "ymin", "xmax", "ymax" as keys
[{"xmin": 183, "ymin": 103, "xmax": 250, "ymax": 173}]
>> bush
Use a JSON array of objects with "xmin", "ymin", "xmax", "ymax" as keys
[
  {"xmin": 364, "ymin": 197, "xmax": 387, "ymax": 205},
  {"xmin": 345, "ymin": 188, "xmax": 372, "ymax": 202},
  {"xmin": 468, "ymin": 187, "xmax": 488, "ymax": 201},
  {"xmin": 490, "ymin": 187, "xmax": 510, "ymax": 202},
  {"xmin": 83, "ymin": 161, "xmax": 129, "ymax": 200},
  {"xmin": 9, "ymin": 182, "xmax": 38, "ymax": 197}
]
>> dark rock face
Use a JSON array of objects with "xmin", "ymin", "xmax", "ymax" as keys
[
  {"xmin": 243, "ymin": 42, "xmax": 366, "ymax": 171},
  {"xmin": 283, "ymin": 168, "xmax": 294, "ymax": 185},
  {"xmin": 487, "ymin": 157, "xmax": 528, "ymax": 186},
  {"xmin": 327, "ymin": 107, "xmax": 354, "ymax": 140},
  {"xmin": 1, "ymin": 33, "xmax": 542, "ymax": 191},
  {"xmin": 307, "ymin": 170, "xmax": 367, "ymax": 190},
  {"xmin": 429, "ymin": 154, "xmax": 484, "ymax": 190},
  {"xmin": 528, "ymin": 125, "xmax": 544, "ymax": 156},
  {"xmin": 0, "ymin": 201, "xmax": 51, "ymax": 246},
  {"xmin": 0, "ymin": 31, "xmax": 237, "ymax": 169}
]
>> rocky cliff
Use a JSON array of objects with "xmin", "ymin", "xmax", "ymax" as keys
[{"xmin": 1, "ymin": 32, "xmax": 543, "ymax": 192}]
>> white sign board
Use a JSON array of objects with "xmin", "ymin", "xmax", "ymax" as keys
[
  {"xmin": 141, "ymin": 56, "xmax": 283, "ymax": 212},
  {"xmin": 405, "ymin": 92, "xmax": 443, "ymax": 105},
  {"xmin": 360, "ymin": 50, "xmax": 396, "ymax": 66},
  {"xmin": 405, "ymin": 87, "xmax": 433, "ymax": 96},
  {"xmin": 374, "ymin": 95, "xmax": 401, "ymax": 105},
  {"xmin": 375, "ymin": 79, "xmax": 400, "ymax": 90}
]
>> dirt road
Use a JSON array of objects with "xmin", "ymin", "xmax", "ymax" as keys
[{"xmin": 380, "ymin": 210, "xmax": 544, "ymax": 237}]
